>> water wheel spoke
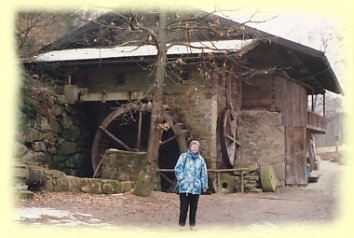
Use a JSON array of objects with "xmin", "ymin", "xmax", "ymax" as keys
[
  {"xmin": 226, "ymin": 117, "xmax": 234, "ymax": 129},
  {"xmin": 225, "ymin": 134, "xmax": 236, "ymax": 142},
  {"xmin": 160, "ymin": 134, "xmax": 178, "ymax": 146},
  {"xmin": 99, "ymin": 126, "xmax": 134, "ymax": 151}
]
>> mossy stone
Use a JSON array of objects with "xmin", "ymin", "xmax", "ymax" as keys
[
  {"xmin": 58, "ymin": 141, "xmax": 78, "ymax": 155},
  {"xmin": 61, "ymin": 125, "xmax": 80, "ymax": 141},
  {"xmin": 66, "ymin": 176, "xmax": 82, "ymax": 192},
  {"xmin": 101, "ymin": 180, "xmax": 121, "ymax": 194},
  {"xmin": 81, "ymin": 178, "xmax": 103, "ymax": 194}
]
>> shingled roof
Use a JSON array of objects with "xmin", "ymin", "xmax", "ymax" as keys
[{"xmin": 26, "ymin": 10, "xmax": 342, "ymax": 95}]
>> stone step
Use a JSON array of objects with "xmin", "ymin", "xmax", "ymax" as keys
[
  {"xmin": 246, "ymin": 188, "xmax": 263, "ymax": 193},
  {"xmin": 244, "ymin": 181, "xmax": 258, "ymax": 186},
  {"xmin": 14, "ymin": 189, "xmax": 34, "ymax": 200},
  {"xmin": 14, "ymin": 183, "xmax": 29, "ymax": 191},
  {"xmin": 244, "ymin": 184, "xmax": 258, "ymax": 190},
  {"xmin": 244, "ymin": 175, "xmax": 259, "ymax": 181}
]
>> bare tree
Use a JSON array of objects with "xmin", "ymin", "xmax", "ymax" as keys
[{"xmin": 16, "ymin": 11, "xmax": 94, "ymax": 57}]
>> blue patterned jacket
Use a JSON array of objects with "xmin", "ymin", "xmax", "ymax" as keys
[{"xmin": 174, "ymin": 151, "xmax": 208, "ymax": 195}]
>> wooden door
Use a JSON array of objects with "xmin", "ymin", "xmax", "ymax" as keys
[{"xmin": 285, "ymin": 126, "xmax": 307, "ymax": 185}]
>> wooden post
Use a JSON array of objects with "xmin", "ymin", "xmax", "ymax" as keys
[
  {"xmin": 136, "ymin": 107, "xmax": 143, "ymax": 149},
  {"xmin": 240, "ymin": 171, "xmax": 244, "ymax": 193},
  {"xmin": 225, "ymin": 69, "xmax": 234, "ymax": 111},
  {"xmin": 323, "ymin": 92, "xmax": 326, "ymax": 117},
  {"xmin": 217, "ymin": 172, "xmax": 221, "ymax": 193}
]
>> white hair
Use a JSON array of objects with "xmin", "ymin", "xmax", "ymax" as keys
[{"xmin": 189, "ymin": 140, "xmax": 200, "ymax": 148}]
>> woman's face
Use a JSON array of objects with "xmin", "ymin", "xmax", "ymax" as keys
[{"xmin": 190, "ymin": 144, "xmax": 199, "ymax": 154}]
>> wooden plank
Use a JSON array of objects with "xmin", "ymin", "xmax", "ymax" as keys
[
  {"xmin": 298, "ymin": 127, "xmax": 307, "ymax": 184},
  {"xmin": 276, "ymin": 77, "xmax": 307, "ymax": 127},
  {"xmin": 285, "ymin": 126, "xmax": 307, "ymax": 185},
  {"xmin": 323, "ymin": 93, "xmax": 326, "ymax": 117},
  {"xmin": 270, "ymin": 76, "xmax": 276, "ymax": 111},
  {"xmin": 242, "ymin": 76, "xmax": 273, "ymax": 110},
  {"xmin": 275, "ymin": 76, "xmax": 287, "ymax": 121},
  {"xmin": 79, "ymin": 91, "xmax": 147, "ymax": 102},
  {"xmin": 285, "ymin": 127, "xmax": 295, "ymax": 184}
]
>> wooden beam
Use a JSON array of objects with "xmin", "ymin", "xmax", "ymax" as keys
[
  {"xmin": 306, "ymin": 125, "xmax": 326, "ymax": 134},
  {"xmin": 136, "ymin": 108, "xmax": 143, "ymax": 149},
  {"xmin": 323, "ymin": 92, "xmax": 326, "ymax": 117},
  {"xmin": 79, "ymin": 91, "xmax": 146, "ymax": 102}
]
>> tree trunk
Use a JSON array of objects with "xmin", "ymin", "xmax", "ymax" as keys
[{"xmin": 132, "ymin": 11, "xmax": 167, "ymax": 197}]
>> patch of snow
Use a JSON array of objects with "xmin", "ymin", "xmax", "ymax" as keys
[
  {"xmin": 15, "ymin": 207, "xmax": 112, "ymax": 227},
  {"xmin": 15, "ymin": 207, "xmax": 72, "ymax": 220},
  {"xmin": 29, "ymin": 39, "xmax": 255, "ymax": 62}
]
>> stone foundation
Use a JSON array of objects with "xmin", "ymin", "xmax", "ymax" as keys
[
  {"xmin": 18, "ymin": 94, "xmax": 92, "ymax": 177},
  {"xmin": 100, "ymin": 149, "xmax": 147, "ymax": 181},
  {"xmin": 43, "ymin": 169, "xmax": 134, "ymax": 194},
  {"xmin": 238, "ymin": 110, "xmax": 285, "ymax": 186}
]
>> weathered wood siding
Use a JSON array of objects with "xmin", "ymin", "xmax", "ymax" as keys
[
  {"xmin": 275, "ymin": 76, "xmax": 308, "ymax": 185},
  {"xmin": 315, "ymin": 113, "xmax": 344, "ymax": 147},
  {"xmin": 72, "ymin": 65, "xmax": 155, "ymax": 94},
  {"xmin": 284, "ymin": 126, "xmax": 307, "ymax": 185},
  {"xmin": 241, "ymin": 75, "xmax": 274, "ymax": 110},
  {"xmin": 241, "ymin": 74, "xmax": 308, "ymax": 126},
  {"xmin": 275, "ymin": 76, "xmax": 307, "ymax": 127},
  {"xmin": 241, "ymin": 73, "xmax": 309, "ymax": 185}
]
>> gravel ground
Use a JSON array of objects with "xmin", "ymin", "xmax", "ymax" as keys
[{"xmin": 15, "ymin": 159, "xmax": 342, "ymax": 229}]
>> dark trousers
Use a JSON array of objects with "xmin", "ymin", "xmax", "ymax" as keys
[{"xmin": 179, "ymin": 193, "xmax": 200, "ymax": 227}]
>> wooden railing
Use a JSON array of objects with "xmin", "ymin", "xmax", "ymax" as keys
[{"xmin": 307, "ymin": 111, "xmax": 327, "ymax": 133}]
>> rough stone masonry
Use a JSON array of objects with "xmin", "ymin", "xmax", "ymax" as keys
[{"xmin": 237, "ymin": 110, "xmax": 286, "ymax": 186}]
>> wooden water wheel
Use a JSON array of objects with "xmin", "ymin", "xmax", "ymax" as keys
[
  {"xmin": 219, "ymin": 67, "xmax": 242, "ymax": 168},
  {"xmin": 220, "ymin": 109, "xmax": 240, "ymax": 168},
  {"xmin": 91, "ymin": 103, "xmax": 190, "ymax": 176}
]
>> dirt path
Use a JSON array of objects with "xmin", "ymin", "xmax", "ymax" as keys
[{"xmin": 15, "ymin": 160, "xmax": 342, "ymax": 229}]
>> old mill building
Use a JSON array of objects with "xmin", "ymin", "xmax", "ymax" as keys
[{"xmin": 23, "ymin": 10, "xmax": 342, "ymax": 192}]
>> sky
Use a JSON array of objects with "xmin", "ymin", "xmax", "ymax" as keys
[{"xmin": 214, "ymin": 8, "xmax": 346, "ymax": 85}]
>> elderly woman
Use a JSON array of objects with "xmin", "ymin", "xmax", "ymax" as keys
[{"xmin": 174, "ymin": 140, "xmax": 208, "ymax": 230}]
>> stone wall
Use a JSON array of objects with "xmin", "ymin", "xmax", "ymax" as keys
[
  {"xmin": 163, "ymin": 85, "xmax": 218, "ymax": 169},
  {"xmin": 237, "ymin": 110, "xmax": 286, "ymax": 186},
  {"xmin": 44, "ymin": 169, "xmax": 134, "ymax": 194},
  {"xmin": 18, "ymin": 94, "xmax": 92, "ymax": 177}
]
